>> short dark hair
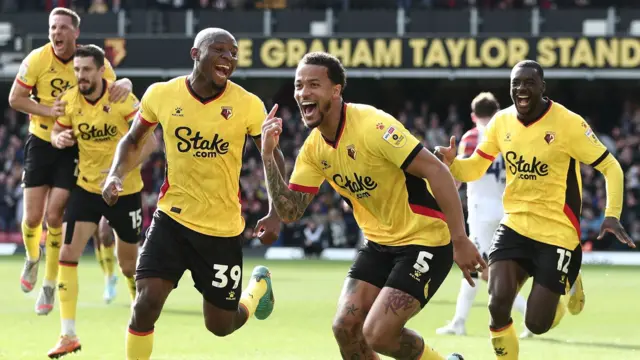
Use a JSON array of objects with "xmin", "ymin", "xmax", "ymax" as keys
[
  {"xmin": 300, "ymin": 52, "xmax": 347, "ymax": 94},
  {"xmin": 75, "ymin": 45, "xmax": 105, "ymax": 68},
  {"xmin": 514, "ymin": 60, "xmax": 544, "ymax": 81},
  {"xmin": 50, "ymin": 7, "xmax": 81, "ymax": 28},
  {"xmin": 471, "ymin": 92, "xmax": 500, "ymax": 118}
]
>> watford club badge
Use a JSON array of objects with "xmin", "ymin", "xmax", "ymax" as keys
[
  {"xmin": 104, "ymin": 38, "xmax": 127, "ymax": 67},
  {"xmin": 221, "ymin": 106, "xmax": 233, "ymax": 120},
  {"xmin": 347, "ymin": 145, "xmax": 356, "ymax": 160},
  {"xmin": 544, "ymin": 131, "xmax": 555, "ymax": 145}
]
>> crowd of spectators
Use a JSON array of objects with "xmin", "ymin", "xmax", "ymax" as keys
[
  {"xmin": 1, "ymin": 96, "xmax": 638, "ymax": 252},
  {"xmin": 0, "ymin": 0, "xmax": 633, "ymax": 13}
]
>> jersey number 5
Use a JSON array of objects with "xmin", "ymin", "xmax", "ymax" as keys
[
  {"xmin": 556, "ymin": 249, "xmax": 572, "ymax": 274},
  {"xmin": 413, "ymin": 251, "xmax": 434, "ymax": 274},
  {"xmin": 212, "ymin": 264, "xmax": 242, "ymax": 289}
]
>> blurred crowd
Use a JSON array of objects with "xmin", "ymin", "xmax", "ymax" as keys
[
  {"xmin": 0, "ymin": 0, "xmax": 633, "ymax": 12},
  {"xmin": 1, "ymin": 98, "xmax": 639, "ymax": 252}
]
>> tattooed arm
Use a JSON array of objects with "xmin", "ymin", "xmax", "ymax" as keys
[
  {"xmin": 253, "ymin": 136, "xmax": 287, "ymax": 215},
  {"xmin": 262, "ymin": 152, "xmax": 314, "ymax": 223}
]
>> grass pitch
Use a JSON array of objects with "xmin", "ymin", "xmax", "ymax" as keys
[{"xmin": 0, "ymin": 256, "xmax": 638, "ymax": 359}]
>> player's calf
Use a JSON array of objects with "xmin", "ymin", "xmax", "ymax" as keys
[{"xmin": 130, "ymin": 278, "xmax": 173, "ymax": 332}]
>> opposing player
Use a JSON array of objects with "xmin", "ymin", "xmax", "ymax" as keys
[
  {"xmin": 102, "ymin": 28, "xmax": 281, "ymax": 360},
  {"xmin": 8, "ymin": 7, "xmax": 132, "ymax": 315},
  {"xmin": 435, "ymin": 60, "xmax": 635, "ymax": 360},
  {"xmin": 46, "ymin": 45, "xmax": 151, "ymax": 358},
  {"xmin": 262, "ymin": 52, "xmax": 482, "ymax": 360},
  {"xmin": 436, "ymin": 92, "xmax": 532, "ymax": 339}
]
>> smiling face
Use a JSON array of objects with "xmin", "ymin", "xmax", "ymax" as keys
[
  {"xmin": 510, "ymin": 65, "xmax": 545, "ymax": 118},
  {"xmin": 294, "ymin": 64, "xmax": 341, "ymax": 129},
  {"xmin": 48, "ymin": 13, "xmax": 79, "ymax": 57},
  {"xmin": 191, "ymin": 31, "xmax": 238, "ymax": 88}
]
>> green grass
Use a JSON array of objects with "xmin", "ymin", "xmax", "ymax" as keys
[{"xmin": 0, "ymin": 256, "xmax": 639, "ymax": 359}]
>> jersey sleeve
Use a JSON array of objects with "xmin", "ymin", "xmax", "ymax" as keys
[
  {"xmin": 364, "ymin": 109, "xmax": 423, "ymax": 169},
  {"xmin": 288, "ymin": 140, "xmax": 325, "ymax": 194},
  {"xmin": 103, "ymin": 59, "xmax": 117, "ymax": 81},
  {"xmin": 566, "ymin": 116, "xmax": 609, "ymax": 166},
  {"xmin": 136, "ymin": 83, "xmax": 159, "ymax": 126},
  {"xmin": 449, "ymin": 116, "xmax": 500, "ymax": 182},
  {"xmin": 120, "ymin": 93, "xmax": 141, "ymax": 125},
  {"xmin": 247, "ymin": 96, "xmax": 267, "ymax": 137},
  {"xmin": 15, "ymin": 50, "xmax": 42, "ymax": 90},
  {"xmin": 566, "ymin": 116, "xmax": 622, "ymax": 218}
]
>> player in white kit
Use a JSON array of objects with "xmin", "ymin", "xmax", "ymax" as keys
[{"xmin": 436, "ymin": 92, "xmax": 533, "ymax": 338}]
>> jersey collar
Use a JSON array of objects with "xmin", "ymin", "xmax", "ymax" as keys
[
  {"xmin": 185, "ymin": 77, "xmax": 227, "ymax": 105},
  {"xmin": 518, "ymin": 97, "xmax": 553, "ymax": 127},
  {"xmin": 322, "ymin": 102, "xmax": 347, "ymax": 149},
  {"xmin": 83, "ymin": 79, "xmax": 108, "ymax": 106}
]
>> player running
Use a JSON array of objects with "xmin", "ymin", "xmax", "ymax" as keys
[
  {"xmin": 8, "ymin": 7, "xmax": 132, "ymax": 315},
  {"xmin": 435, "ymin": 60, "xmax": 635, "ymax": 360},
  {"xmin": 262, "ymin": 51, "xmax": 481, "ymax": 360},
  {"xmin": 46, "ymin": 45, "xmax": 152, "ymax": 359},
  {"xmin": 436, "ymin": 92, "xmax": 532, "ymax": 339},
  {"xmin": 103, "ymin": 28, "xmax": 281, "ymax": 360}
]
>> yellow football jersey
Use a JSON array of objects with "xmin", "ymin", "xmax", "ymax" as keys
[
  {"xmin": 450, "ymin": 100, "xmax": 621, "ymax": 250},
  {"xmin": 16, "ymin": 43, "xmax": 117, "ymax": 142},
  {"xmin": 289, "ymin": 103, "xmax": 450, "ymax": 247},
  {"xmin": 57, "ymin": 80, "xmax": 142, "ymax": 195},
  {"xmin": 138, "ymin": 76, "xmax": 266, "ymax": 237}
]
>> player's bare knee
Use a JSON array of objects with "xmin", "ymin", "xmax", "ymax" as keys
[
  {"xmin": 132, "ymin": 290, "xmax": 163, "ymax": 327},
  {"xmin": 488, "ymin": 294, "xmax": 513, "ymax": 324},
  {"xmin": 119, "ymin": 261, "xmax": 136, "ymax": 278},
  {"xmin": 332, "ymin": 315, "xmax": 363, "ymax": 344},
  {"xmin": 45, "ymin": 211, "xmax": 64, "ymax": 229},
  {"xmin": 524, "ymin": 317, "xmax": 552, "ymax": 335},
  {"xmin": 58, "ymin": 245, "xmax": 76, "ymax": 262},
  {"xmin": 204, "ymin": 317, "xmax": 234, "ymax": 337},
  {"xmin": 361, "ymin": 321, "xmax": 392, "ymax": 353}
]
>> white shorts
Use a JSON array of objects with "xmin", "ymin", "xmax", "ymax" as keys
[{"xmin": 468, "ymin": 219, "xmax": 501, "ymax": 259}]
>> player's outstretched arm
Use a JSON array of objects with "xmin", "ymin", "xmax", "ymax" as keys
[
  {"xmin": 8, "ymin": 80, "xmax": 63, "ymax": 118},
  {"xmin": 262, "ymin": 153, "xmax": 314, "ymax": 224},
  {"xmin": 435, "ymin": 136, "xmax": 493, "ymax": 183},
  {"xmin": 261, "ymin": 106, "xmax": 314, "ymax": 223},
  {"xmin": 103, "ymin": 116, "xmax": 156, "ymax": 205}
]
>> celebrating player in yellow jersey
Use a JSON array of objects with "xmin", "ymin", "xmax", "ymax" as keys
[
  {"xmin": 261, "ymin": 52, "xmax": 483, "ymax": 360},
  {"xmin": 46, "ymin": 45, "xmax": 153, "ymax": 359},
  {"xmin": 8, "ymin": 7, "xmax": 132, "ymax": 315},
  {"xmin": 103, "ymin": 28, "xmax": 282, "ymax": 360},
  {"xmin": 435, "ymin": 60, "xmax": 635, "ymax": 360}
]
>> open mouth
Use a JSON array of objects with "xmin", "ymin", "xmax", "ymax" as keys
[
  {"xmin": 300, "ymin": 101, "xmax": 317, "ymax": 117},
  {"xmin": 516, "ymin": 95, "xmax": 530, "ymax": 107},
  {"xmin": 53, "ymin": 39, "xmax": 64, "ymax": 48},
  {"xmin": 214, "ymin": 64, "xmax": 231, "ymax": 79}
]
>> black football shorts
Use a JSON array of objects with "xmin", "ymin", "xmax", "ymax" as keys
[
  {"xmin": 136, "ymin": 210, "xmax": 244, "ymax": 311},
  {"xmin": 63, "ymin": 186, "xmax": 142, "ymax": 244},
  {"xmin": 348, "ymin": 240, "xmax": 453, "ymax": 307},
  {"xmin": 488, "ymin": 224, "xmax": 582, "ymax": 294},
  {"xmin": 22, "ymin": 133, "xmax": 78, "ymax": 190}
]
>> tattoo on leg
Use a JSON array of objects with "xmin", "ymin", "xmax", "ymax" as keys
[
  {"xmin": 346, "ymin": 304, "xmax": 358, "ymax": 316},
  {"xmin": 386, "ymin": 329, "xmax": 424, "ymax": 360},
  {"xmin": 383, "ymin": 289, "xmax": 416, "ymax": 316}
]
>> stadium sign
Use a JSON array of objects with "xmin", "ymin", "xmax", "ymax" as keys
[{"xmin": 10, "ymin": 35, "xmax": 640, "ymax": 79}]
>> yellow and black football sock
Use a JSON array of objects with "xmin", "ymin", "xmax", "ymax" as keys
[
  {"xmin": 239, "ymin": 277, "xmax": 267, "ymax": 318},
  {"xmin": 126, "ymin": 327, "xmax": 153, "ymax": 360},
  {"xmin": 58, "ymin": 261, "xmax": 78, "ymax": 336},
  {"xmin": 101, "ymin": 244, "xmax": 115, "ymax": 277},
  {"xmin": 550, "ymin": 298, "xmax": 566, "ymax": 330},
  {"xmin": 43, "ymin": 226, "xmax": 62, "ymax": 286},
  {"xmin": 125, "ymin": 276, "xmax": 136, "ymax": 301},
  {"xmin": 490, "ymin": 320, "xmax": 519, "ymax": 360},
  {"xmin": 22, "ymin": 221, "xmax": 42, "ymax": 262},
  {"xmin": 95, "ymin": 244, "xmax": 105, "ymax": 273}
]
